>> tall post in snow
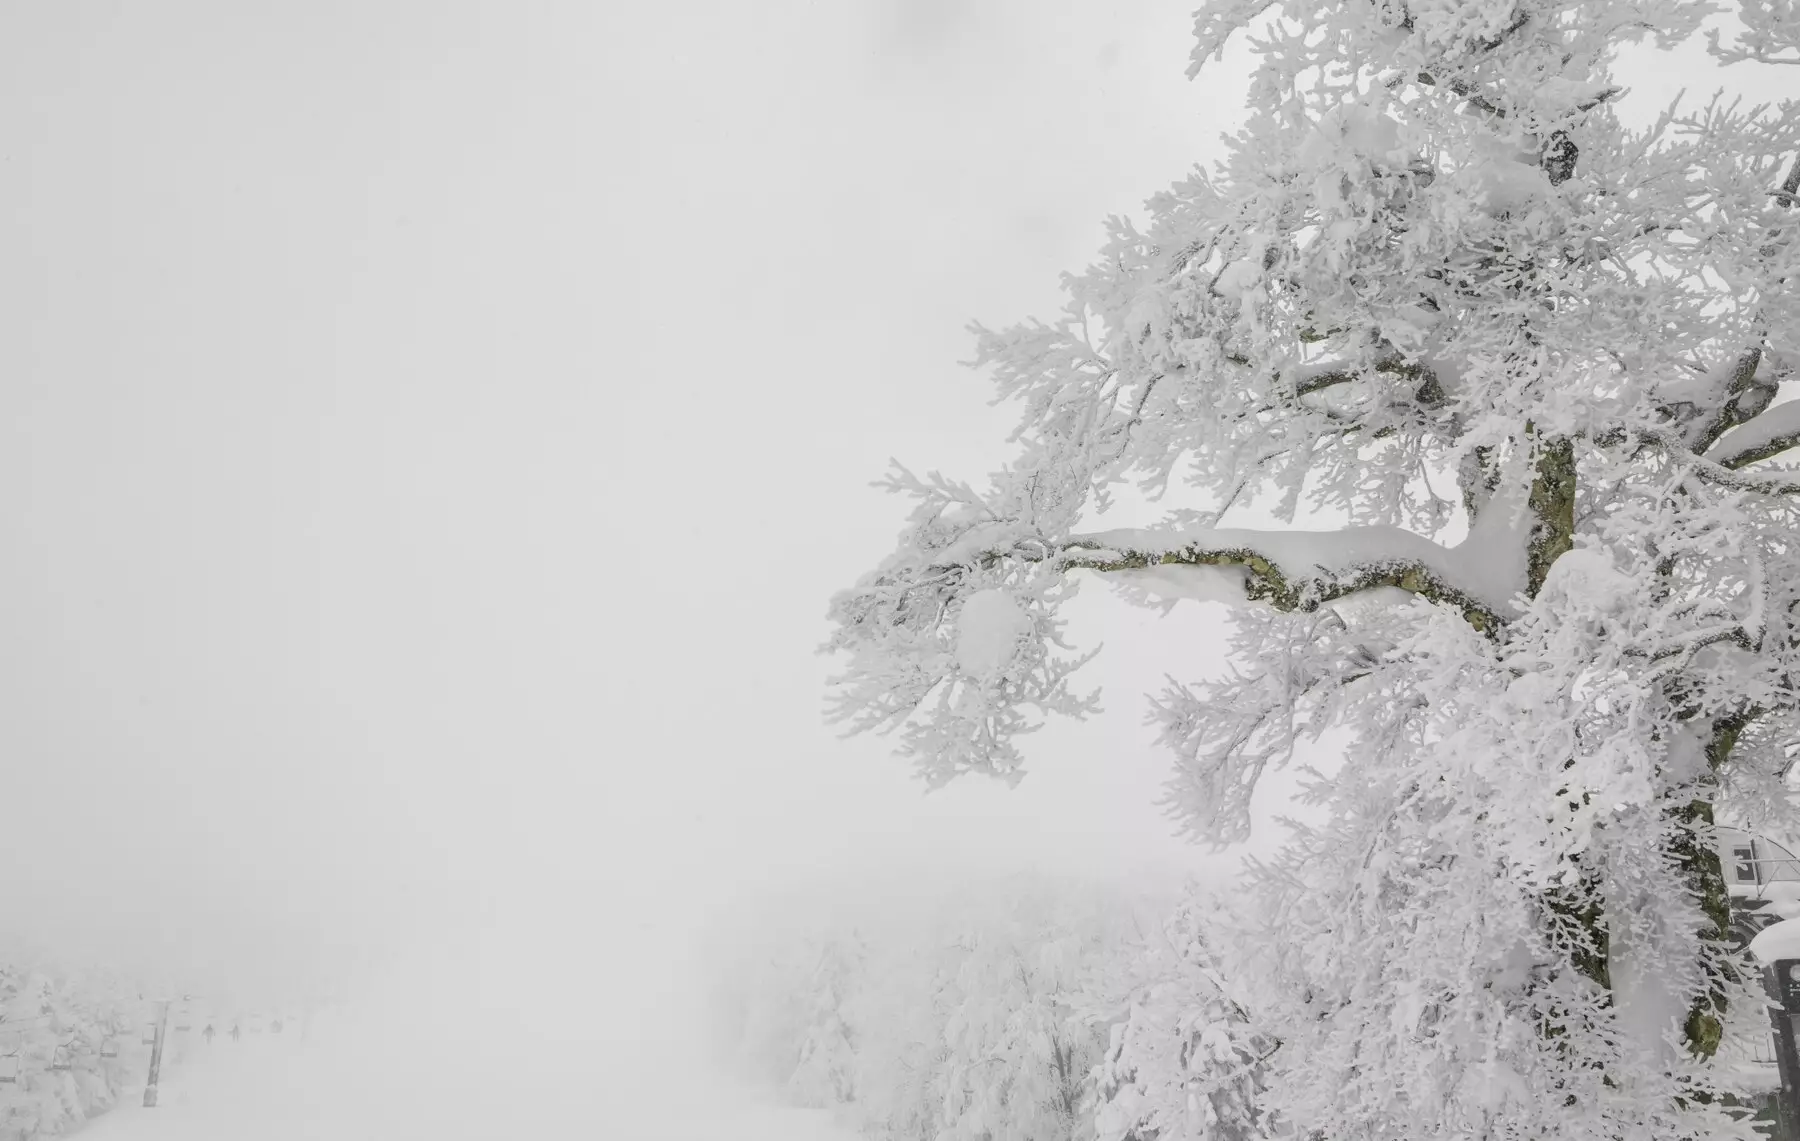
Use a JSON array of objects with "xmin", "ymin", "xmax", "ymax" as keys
[{"xmin": 142, "ymin": 1000, "xmax": 170, "ymax": 1108}]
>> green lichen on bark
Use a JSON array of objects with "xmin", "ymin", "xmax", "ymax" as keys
[
  {"xmin": 1057, "ymin": 542, "xmax": 1503, "ymax": 634},
  {"xmin": 1703, "ymin": 712, "xmax": 1748, "ymax": 772},
  {"xmin": 1545, "ymin": 862, "xmax": 1612, "ymax": 993},
  {"xmin": 1718, "ymin": 428, "xmax": 1800, "ymax": 469},
  {"xmin": 1673, "ymin": 794, "xmax": 1730, "ymax": 1059},
  {"xmin": 1674, "ymin": 711, "xmax": 1756, "ymax": 1059},
  {"xmin": 1689, "ymin": 348, "xmax": 1770, "ymax": 456},
  {"xmin": 1526, "ymin": 436, "xmax": 1577, "ymax": 598}
]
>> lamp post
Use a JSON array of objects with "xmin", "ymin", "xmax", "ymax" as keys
[{"xmin": 142, "ymin": 1000, "xmax": 170, "ymax": 1108}]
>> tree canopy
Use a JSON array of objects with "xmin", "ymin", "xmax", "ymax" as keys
[{"xmin": 826, "ymin": 1, "xmax": 1800, "ymax": 1136}]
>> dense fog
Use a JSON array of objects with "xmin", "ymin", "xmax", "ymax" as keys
[
  {"xmin": 6, "ymin": 2, "xmax": 1792, "ymax": 1137},
  {"xmin": 0, "ymin": 0, "xmax": 1243, "ymax": 1101}
]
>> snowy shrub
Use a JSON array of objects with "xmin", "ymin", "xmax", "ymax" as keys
[{"xmin": 711, "ymin": 876, "xmax": 1147, "ymax": 1141}]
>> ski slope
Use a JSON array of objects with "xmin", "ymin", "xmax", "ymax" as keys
[
  {"xmin": 80, "ymin": 1025, "xmax": 853, "ymax": 1140},
  {"xmin": 77, "ymin": 935, "xmax": 856, "ymax": 1141}
]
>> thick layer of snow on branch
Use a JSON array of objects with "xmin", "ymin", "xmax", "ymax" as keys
[
  {"xmin": 1108, "ymin": 563, "xmax": 1252, "ymax": 607},
  {"xmin": 1072, "ymin": 513, "xmax": 1523, "ymax": 614},
  {"xmin": 1297, "ymin": 102, "xmax": 1409, "ymax": 169},
  {"xmin": 955, "ymin": 589, "xmax": 1034, "ymax": 675},
  {"xmin": 1070, "ymin": 464, "xmax": 1534, "ymax": 614},
  {"xmin": 1706, "ymin": 399, "xmax": 1800, "ymax": 466}
]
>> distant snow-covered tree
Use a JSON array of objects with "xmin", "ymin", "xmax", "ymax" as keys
[
  {"xmin": 826, "ymin": 1, "xmax": 1800, "ymax": 1136},
  {"xmin": 843, "ymin": 939, "xmax": 954, "ymax": 1141},
  {"xmin": 935, "ymin": 906, "xmax": 1110, "ymax": 1141},
  {"xmin": 1084, "ymin": 890, "xmax": 1268, "ymax": 1141},
  {"xmin": 719, "ymin": 941, "xmax": 820, "ymax": 1089},
  {"xmin": 788, "ymin": 930, "xmax": 866, "ymax": 1108},
  {"xmin": 710, "ymin": 876, "xmax": 1143, "ymax": 1141}
]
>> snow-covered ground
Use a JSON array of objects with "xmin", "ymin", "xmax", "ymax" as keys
[
  {"xmin": 80, "ymin": 1022, "xmax": 853, "ymax": 1140},
  {"xmin": 80, "ymin": 935, "xmax": 857, "ymax": 1141}
]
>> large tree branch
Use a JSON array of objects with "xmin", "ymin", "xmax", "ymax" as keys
[
  {"xmin": 1639, "ymin": 428, "xmax": 1800, "ymax": 494},
  {"xmin": 1681, "ymin": 349, "xmax": 1774, "ymax": 455},
  {"xmin": 1668, "ymin": 154, "xmax": 1800, "ymax": 454},
  {"xmin": 1055, "ymin": 522, "xmax": 1513, "ymax": 633},
  {"xmin": 1292, "ymin": 352, "xmax": 1444, "ymax": 406},
  {"xmin": 1710, "ymin": 3, "xmax": 1800, "ymax": 68},
  {"xmin": 1705, "ymin": 399, "xmax": 1800, "ymax": 469}
]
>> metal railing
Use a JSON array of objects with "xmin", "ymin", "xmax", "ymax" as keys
[
  {"xmin": 1730, "ymin": 854, "xmax": 1800, "ymax": 893},
  {"xmin": 1757, "ymin": 1034, "xmax": 1784, "ymax": 1065}
]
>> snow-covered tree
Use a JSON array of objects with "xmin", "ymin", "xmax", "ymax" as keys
[
  {"xmin": 826, "ymin": 2, "xmax": 1800, "ymax": 1136},
  {"xmin": 788, "ymin": 930, "xmax": 866, "ymax": 1108},
  {"xmin": 713, "ymin": 940, "xmax": 822, "ymax": 1089},
  {"xmin": 934, "ymin": 900, "xmax": 1112, "ymax": 1141},
  {"xmin": 1084, "ymin": 891, "xmax": 1268, "ymax": 1141},
  {"xmin": 842, "ymin": 941, "xmax": 955, "ymax": 1141},
  {"xmin": 708, "ymin": 876, "xmax": 1143, "ymax": 1141}
]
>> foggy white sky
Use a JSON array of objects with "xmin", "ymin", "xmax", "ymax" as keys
[
  {"xmin": 0, "ymin": 0, "xmax": 1777, "ymax": 1021},
  {"xmin": 0, "ymin": 0, "xmax": 1252, "ymax": 1006}
]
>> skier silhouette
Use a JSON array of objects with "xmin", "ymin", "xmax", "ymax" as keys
[
  {"xmin": 203, "ymin": 1024, "xmax": 215, "ymax": 1045},
  {"xmin": 229, "ymin": 1023, "xmax": 240, "ymax": 1042}
]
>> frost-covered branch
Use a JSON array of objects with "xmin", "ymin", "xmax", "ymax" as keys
[
  {"xmin": 1060, "ymin": 523, "xmax": 1508, "ymax": 633},
  {"xmin": 826, "ymin": 469, "xmax": 1542, "ymax": 785},
  {"xmin": 1705, "ymin": 399, "xmax": 1800, "ymax": 468},
  {"xmin": 1640, "ymin": 427, "xmax": 1800, "ymax": 494},
  {"xmin": 1676, "ymin": 350, "xmax": 1772, "ymax": 455},
  {"xmin": 1709, "ymin": 0, "xmax": 1800, "ymax": 65},
  {"xmin": 1291, "ymin": 352, "xmax": 1446, "ymax": 408}
]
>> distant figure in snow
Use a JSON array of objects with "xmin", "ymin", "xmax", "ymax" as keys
[
  {"xmin": 203, "ymin": 1024, "xmax": 214, "ymax": 1045},
  {"xmin": 271, "ymin": 1019, "xmax": 282, "ymax": 1034},
  {"xmin": 230, "ymin": 1023, "xmax": 240, "ymax": 1042}
]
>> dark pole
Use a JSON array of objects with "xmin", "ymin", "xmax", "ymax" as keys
[
  {"xmin": 1769, "ymin": 961, "xmax": 1800, "ymax": 1141},
  {"xmin": 142, "ymin": 1000, "xmax": 170, "ymax": 1108}
]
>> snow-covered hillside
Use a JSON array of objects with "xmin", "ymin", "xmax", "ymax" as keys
[{"xmin": 79, "ymin": 990, "xmax": 856, "ymax": 1141}]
